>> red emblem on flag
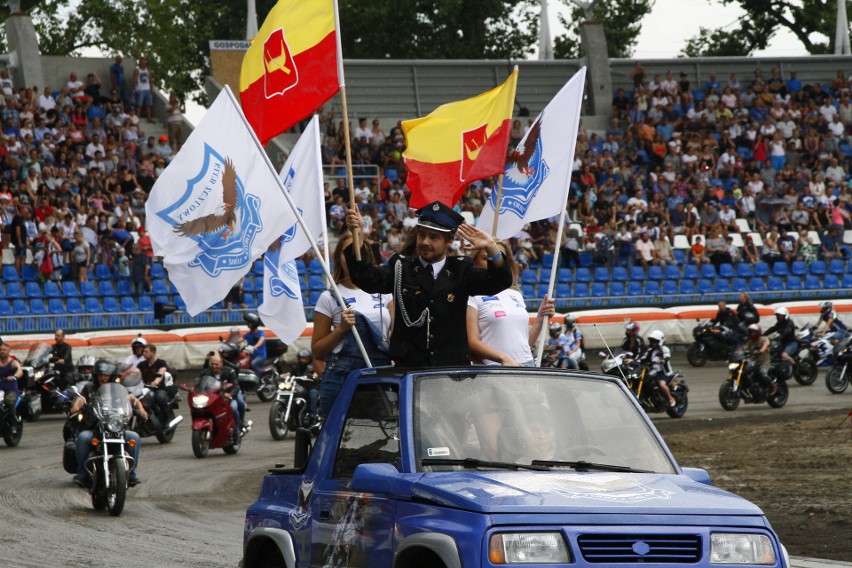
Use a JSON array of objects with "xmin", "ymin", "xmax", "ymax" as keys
[
  {"xmin": 460, "ymin": 123, "xmax": 489, "ymax": 181},
  {"xmin": 263, "ymin": 28, "xmax": 298, "ymax": 99}
]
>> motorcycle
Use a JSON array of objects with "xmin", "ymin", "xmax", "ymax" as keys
[
  {"xmin": 790, "ymin": 325, "xmax": 837, "ymax": 386},
  {"xmin": 123, "ymin": 370, "xmax": 183, "ymax": 444},
  {"xmin": 599, "ymin": 351, "xmax": 689, "ymax": 418},
  {"xmin": 542, "ymin": 346, "xmax": 588, "ymax": 370},
  {"xmin": 719, "ymin": 349, "xmax": 790, "ymax": 411},
  {"xmin": 218, "ymin": 338, "xmax": 287, "ymax": 402},
  {"xmin": 825, "ymin": 335, "xmax": 852, "ymax": 394},
  {"xmin": 18, "ymin": 343, "xmax": 68, "ymax": 421},
  {"xmin": 82, "ymin": 381, "xmax": 136, "ymax": 516},
  {"xmin": 0, "ymin": 390, "xmax": 23, "ymax": 446},
  {"xmin": 185, "ymin": 375, "xmax": 243, "ymax": 459},
  {"xmin": 687, "ymin": 321, "xmax": 739, "ymax": 367},
  {"xmin": 268, "ymin": 374, "xmax": 321, "ymax": 440}
]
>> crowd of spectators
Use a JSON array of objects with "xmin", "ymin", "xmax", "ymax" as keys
[{"xmin": 0, "ymin": 59, "xmax": 177, "ymax": 294}]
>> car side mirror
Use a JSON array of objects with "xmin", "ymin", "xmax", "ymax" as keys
[
  {"xmin": 351, "ymin": 463, "xmax": 407, "ymax": 495},
  {"xmin": 682, "ymin": 467, "xmax": 712, "ymax": 486}
]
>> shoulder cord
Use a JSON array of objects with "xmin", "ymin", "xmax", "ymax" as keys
[{"xmin": 394, "ymin": 259, "xmax": 430, "ymax": 348}]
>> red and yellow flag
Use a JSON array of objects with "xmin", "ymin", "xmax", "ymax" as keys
[
  {"xmin": 240, "ymin": 0, "xmax": 339, "ymax": 145},
  {"xmin": 402, "ymin": 69, "xmax": 518, "ymax": 208}
]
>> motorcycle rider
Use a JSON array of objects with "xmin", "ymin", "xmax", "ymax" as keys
[
  {"xmin": 711, "ymin": 301, "xmax": 742, "ymax": 342},
  {"xmin": 765, "ymin": 307, "xmax": 798, "ymax": 366},
  {"xmin": 51, "ymin": 329, "xmax": 74, "ymax": 389},
  {"xmin": 69, "ymin": 359, "xmax": 146, "ymax": 488},
  {"xmin": 243, "ymin": 313, "xmax": 267, "ymax": 374},
  {"xmin": 640, "ymin": 330, "xmax": 676, "ymax": 407},
  {"xmin": 135, "ymin": 343, "xmax": 171, "ymax": 428},
  {"xmin": 0, "ymin": 341, "xmax": 23, "ymax": 410},
  {"xmin": 545, "ymin": 322, "xmax": 581, "ymax": 369},
  {"xmin": 621, "ymin": 322, "xmax": 645, "ymax": 357},
  {"xmin": 289, "ymin": 348, "xmax": 319, "ymax": 424},
  {"xmin": 742, "ymin": 324, "xmax": 777, "ymax": 395},
  {"xmin": 204, "ymin": 354, "xmax": 248, "ymax": 433},
  {"xmin": 736, "ymin": 292, "xmax": 760, "ymax": 334},
  {"xmin": 563, "ymin": 315, "xmax": 586, "ymax": 369},
  {"xmin": 815, "ymin": 301, "xmax": 849, "ymax": 342},
  {"xmin": 122, "ymin": 336, "xmax": 147, "ymax": 373}
]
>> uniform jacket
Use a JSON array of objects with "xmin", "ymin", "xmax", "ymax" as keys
[{"xmin": 345, "ymin": 245, "xmax": 513, "ymax": 367}]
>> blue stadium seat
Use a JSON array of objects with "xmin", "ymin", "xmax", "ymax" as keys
[
  {"xmin": 737, "ymin": 263, "xmax": 754, "ymax": 278},
  {"xmin": 296, "ymin": 260, "xmax": 308, "ymax": 275},
  {"xmin": 151, "ymin": 263, "xmax": 166, "ymax": 279},
  {"xmin": 5, "ymin": 281, "xmax": 23, "ymax": 298},
  {"xmin": 521, "ymin": 269, "xmax": 538, "ymax": 285},
  {"xmin": 843, "ymin": 274, "xmax": 852, "ymax": 288},
  {"xmin": 61, "ymin": 281, "xmax": 81, "ymax": 297},
  {"xmin": 791, "ymin": 261, "xmax": 807, "ymax": 276},
  {"xmin": 48, "ymin": 298, "xmax": 65, "ymax": 314},
  {"xmin": 683, "ymin": 264, "xmax": 700, "ymax": 279},
  {"xmin": 767, "ymin": 276, "xmax": 784, "ymax": 292},
  {"xmin": 609, "ymin": 281, "xmax": 626, "ymax": 296},
  {"xmin": 578, "ymin": 252, "xmax": 594, "ymax": 267},
  {"xmin": 575, "ymin": 268, "xmax": 592, "ymax": 282},
  {"xmin": 645, "ymin": 281, "xmax": 661, "ymax": 295},
  {"xmin": 829, "ymin": 259, "xmax": 846, "ymax": 275},
  {"xmin": 594, "ymin": 267, "xmax": 611, "ymax": 282},
  {"xmin": 12, "ymin": 299, "xmax": 29, "ymax": 316},
  {"xmin": 555, "ymin": 283, "xmax": 571, "ymax": 298},
  {"xmin": 252, "ymin": 260, "xmax": 264, "ymax": 275},
  {"xmin": 537, "ymin": 284, "xmax": 549, "ymax": 298},
  {"xmin": 611, "ymin": 267, "xmax": 628, "ymax": 281},
  {"xmin": 138, "ymin": 296, "xmax": 154, "ymax": 312},
  {"xmin": 662, "ymin": 280, "xmax": 679, "ymax": 296},
  {"xmin": 174, "ymin": 295, "xmax": 187, "ymax": 310},
  {"xmin": 21, "ymin": 264, "xmax": 38, "ymax": 281},
  {"xmin": 244, "ymin": 293, "xmax": 257, "ymax": 308},
  {"xmin": 98, "ymin": 280, "xmax": 117, "ymax": 296},
  {"xmin": 786, "ymin": 276, "xmax": 803, "ymax": 291},
  {"xmin": 25, "ymin": 281, "xmax": 43, "ymax": 298},
  {"xmin": 810, "ymin": 261, "xmax": 827, "ymax": 275},
  {"xmin": 540, "ymin": 269, "xmax": 552, "ymax": 283},
  {"xmin": 94, "ymin": 263, "xmax": 112, "ymax": 279},
  {"xmin": 0, "ymin": 299, "xmax": 10, "ymax": 316},
  {"xmin": 521, "ymin": 284, "xmax": 535, "ymax": 298},
  {"xmin": 805, "ymin": 275, "xmax": 822, "ymax": 290},
  {"xmin": 242, "ymin": 276, "xmax": 257, "ymax": 293},
  {"xmin": 753, "ymin": 262, "xmax": 770, "ymax": 277},
  {"xmin": 701, "ymin": 264, "xmax": 718, "ymax": 278},
  {"xmin": 732, "ymin": 277, "xmax": 749, "ymax": 292},
  {"xmin": 697, "ymin": 279, "xmax": 714, "ymax": 294},
  {"xmin": 308, "ymin": 259, "xmax": 324, "ymax": 274},
  {"xmin": 2, "ymin": 265, "xmax": 19, "ymax": 281},
  {"xmin": 673, "ymin": 250, "xmax": 686, "ymax": 264},
  {"xmin": 29, "ymin": 298, "xmax": 47, "ymax": 315},
  {"xmin": 116, "ymin": 280, "xmax": 134, "ymax": 296},
  {"xmin": 715, "ymin": 279, "xmax": 732, "ymax": 293},
  {"xmin": 591, "ymin": 282, "xmax": 609, "ymax": 297},
  {"xmin": 772, "ymin": 262, "xmax": 789, "ymax": 276},
  {"xmin": 541, "ymin": 253, "xmax": 554, "ymax": 267},
  {"xmin": 308, "ymin": 275, "xmax": 326, "ymax": 290},
  {"xmin": 151, "ymin": 279, "xmax": 170, "ymax": 296},
  {"xmin": 557, "ymin": 268, "xmax": 574, "ymax": 282},
  {"xmin": 749, "ymin": 277, "xmax": 767, "ymax": 292},
  {"xmin": 120, "ymin": 296, "xmax": 137, "ymax": 311},
  {"xmin": 648, "ymin": 265, "xmax": 665, "ymax": 280},
  {"xmin": 574, "ymin": 283, "xmax": 590, "ymax": 297},
  {"xmin": 80, "ymin": 281, "xmax": 98, "ymax": 297},
  {"xmin": 308, "ymin": 291, "xmax": 322, "ymax": 305},
  {"xmin": 719, "ymin": 263, "xmax": 735, "ymax": 278},
  {"xmin": 84, "ymin": 297, "xmax": 102, "ymax": 313},
  {"xmin": 627, "ymin": 281, "xmax": 644, "ymax": 296},
  {"xmin": 824, "ymin": 274, "xmax": 841, "ymax": 289},
  {"xmin": 629, "ymin": 266, "xmax": 646, "ymax": 281},
  {"xmin": 66, "ymin": 298, "xmax": 84, "ymax": 314}
]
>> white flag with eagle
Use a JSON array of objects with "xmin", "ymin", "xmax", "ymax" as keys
[
  {"xmin": 477, "ymin": 67, "xmax": 586, "ymax": 240},
  {"xmin": 145, "ymin": 86, "xmax": 297, "ymax": 316}
]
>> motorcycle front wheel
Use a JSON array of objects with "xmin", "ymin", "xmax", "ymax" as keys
[
  {"xmin": 687, "ymin": 343, "xmax": 708, "ymax": 367},
  {"xmin": 767, "ymin": 381, "xmax": 789, "ymax": 408},
  {"xmin": 107, "ymin": 459, "xmax": 127, "ymax": 517},
  {"xmin": 666, "ymin": 389, "xmax": 688, "ymax": 418},
  {"xmin": 155, "ymin": 408, "xmax": 177, "ymax": 444},
  {"xmin": 191, "ymin": 429, "xmax": 210, "ymax": 459},
  {"xmin": 268, "ymin": 401, "xmax": 290, "ymax": 440},
  {"xmin": 826, "ymin": 367, "xmax": 849, "ymax": 394},
  {"xmin": 223, "ymin": 426, "xmax": 241, "ymax": 455},
  {"xmin": 794, "ymin": 358, "xmax": 818, "ymax": 386},
  {"xmin": 718, "ymin": 382, "xmax": 740, "ymax": 411},
  {"xmin": 256, "ymin": 376, "xmax": 277, "ymax": 402},
  {"xmin": 3, "ymin": 418, "xmax": 22, "ymax": 446}
]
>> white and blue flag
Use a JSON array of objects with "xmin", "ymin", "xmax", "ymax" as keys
[
  {"xmin": 477, "ymin": 67, "xmax": 586, "ymax": 240},
  {"xmin": 145, "ymin": 86, "xmax": 296, "ymax": 316},
  {"xmin": 258, "ymin": 115, "xmax": 326, "ymax": 343}
]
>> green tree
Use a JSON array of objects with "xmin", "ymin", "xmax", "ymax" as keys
[
  {"xmin": 553, "ymin": 0, "xmax": 655, "ymax": 59},
  {"xmin": 681, "ymin": 0, "xmax": 850, "ymax": 57}
]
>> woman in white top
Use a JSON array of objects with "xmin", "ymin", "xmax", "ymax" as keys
[
  {"xmin": 466, "ymin": 241, "xmax": 554, "ymax": 366},
  {"xmin": 312, "ymin": 232, "xmax": 393, "ymax": 417}
]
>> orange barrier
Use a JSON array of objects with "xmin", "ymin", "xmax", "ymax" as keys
[{"xmin": 87, "ymin": 333, "xmax": 183, "ymax": 346}]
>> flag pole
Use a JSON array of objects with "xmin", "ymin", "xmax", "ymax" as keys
[
  {"xmin": 333, "ymin": 0, "xmax": 362, "ymax": 261},
  {"xmin": 222, "ymin": 85, "xmax": 372, "ymax": 366},
  {"xmin": 490, "ymin": 66, "xmax": 519, "ymax": 238}
]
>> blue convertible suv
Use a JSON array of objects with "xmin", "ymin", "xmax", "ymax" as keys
[{"xmin": 243, "ymin": 367, "xmax": 788, "ymax": 567}]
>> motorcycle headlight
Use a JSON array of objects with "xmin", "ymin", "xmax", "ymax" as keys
[
  {"xmin": 105, "ymin": 414, "xmax": 125, "ymax": 434},
  {"xmin": 489, "ymin": 532, "xmax": 570, "ymax": 564},
  {"xmin": 34, "ymin": 369, "xmax": 44, "ymax": 380},
  {"xmin": 192, "ymin": 395, "xmax": 209, "ymax": 409},
  {"xmin": 601, "ymin": 360, "xmax": 615, "ymax": 372},
  {"xmin": 710, "ymin": 533, "xmax": 776, "ymax": 565},
  {"xmin": 728, "ymin": 362, "xmax": 740, "ymax": 370},
  {"xmin": 278, "ymin": 382, "xmax": 292, "ymax": 390}
]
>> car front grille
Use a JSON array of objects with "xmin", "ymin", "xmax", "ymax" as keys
[{"xmin": 577, "ymin": 533, "xmax": 701, "ymax": 563}]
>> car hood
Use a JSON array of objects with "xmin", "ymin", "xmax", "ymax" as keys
[{"xmin": 409, "ymin": 471, "xmax": 763, "ymax": 517}]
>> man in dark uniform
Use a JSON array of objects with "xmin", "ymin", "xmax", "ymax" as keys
[
  {"xmin": 51, "ymin": 329, "xmax": 74, "ymax": 389},
  {"xmin": 344, "ymin": 201, "xmax": 512, "ymax": 367}
]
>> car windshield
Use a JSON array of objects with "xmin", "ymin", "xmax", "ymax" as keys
[{"xmin": 414, "ymin": 372, "xmax": 675, "ymax": 474}]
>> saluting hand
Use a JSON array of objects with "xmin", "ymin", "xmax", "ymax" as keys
[{"xmin": 457, "ymin": 223, "xmax": 498, "ymax": 256}]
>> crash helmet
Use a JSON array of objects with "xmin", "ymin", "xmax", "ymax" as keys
[
  {"xmin": 297, "ymin": 349, "xmax": 312, "ymax": 361},
  {"xmin": 774, "ymin": 306, "xmax": 789, "ymax": 320},
  {"xmin": 647, "ymin": 330, "xmax": 665, "ymax": 345},
  {"xmin": 244, "ymin": 313, "xmax": 262, "ymax": 329},
  {"xmin": 93, "ymin": 359, "xmax": 118, "ymax": 384},
  {"xmin": 819, "ymin": 301, "xmax": 833, "ymax": 315},
  {"xmin": 625, "ymin": 321, "xmax": 640, "ymax": 337},
  {"xmin": 131, "ymin": 335, "xmax": 147, "ymax": 351},
  {"xmin": 548, "ymin": 322, "xmax": 562, "ymax": 337},
  {"xmin": 77, "ymin": 354, "xmax": 96, "ymax": 380},
  {"xmin": 564, "ymin": 315, "xmax": 576, "ymax": 329},
  {"xmin": 747, "ymin": 323, "xmax": 762, "ymax": 340}
]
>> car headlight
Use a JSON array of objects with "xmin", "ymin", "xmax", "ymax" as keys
[
  {"xmin": 105, "ymin": 414, "xmax": 125, "ymax": 434},
  {"xmin": 711, "ymin": 533, "xmax": 776, "ymax": 565},
  {"xmin": 489, "ymin": 532, "xmax": 570, "ymax": 564},
  {"xmin": 728, "ymin": 362, "xmax": 740, "ymax": 370},
  {"xmin": 192, "ymin": 395, "xmax": 209, "ymax": 409}
]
